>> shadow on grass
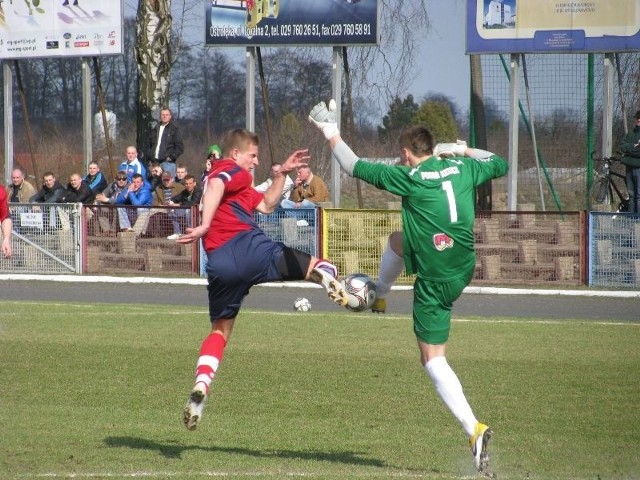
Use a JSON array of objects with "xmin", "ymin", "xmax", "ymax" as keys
[{"xmin": 104, "ymin": 436, "xmax": 389, "ymax": 468}]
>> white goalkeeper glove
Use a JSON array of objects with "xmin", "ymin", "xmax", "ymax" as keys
[
  {"xmin": 309, "ymin": 100, "xmax": 339, "ymax": 140},
  {"xmin": 433, "ymin": 139, "xmax": 467, "ymax": 158}
]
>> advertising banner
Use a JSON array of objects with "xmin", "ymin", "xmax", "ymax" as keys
[
  {"xmin": 205, "ymin": 0, "xmax": 379, "ymax": 47},
  {"xmin": 467, "ymin": 0, "xmax": 640, "ymax": 53},
  {"xmin": 0, "ymin": 0, "xmax": 123, "ymax": 59}
]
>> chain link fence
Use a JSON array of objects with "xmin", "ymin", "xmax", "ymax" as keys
[
  {"xmin": 480, "ymin": 53, "xmax": 640, "ymax": 212},
  {"xmin": 2, "ymin": 203, "xmax": 82, "ymax": 274}
]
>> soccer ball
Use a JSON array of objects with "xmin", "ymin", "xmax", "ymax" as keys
[
  {"xmin": 341, "ymin": 273, "xmax": 377, "ymax": 312},
  {"xmin": 293, "ymin": 297, "xmax": 312, "ymax": 312}
]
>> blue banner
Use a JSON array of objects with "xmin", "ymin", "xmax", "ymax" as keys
[
  {"xmin": 467, "ymin": 0, "xmax": 640, "ymax": 53},
  {"xmin": 205, "ymin": 0, "xmax": 379, "ymax": 47}
]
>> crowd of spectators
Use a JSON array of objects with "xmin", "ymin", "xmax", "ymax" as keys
[{"xmin": 5, "ymin": 108, "xmax": 330, "ymax": 239}]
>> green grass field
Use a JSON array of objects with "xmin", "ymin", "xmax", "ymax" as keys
[{"xmin": 1, "ymin": 300, "xmax": 639, "ymax": 479}]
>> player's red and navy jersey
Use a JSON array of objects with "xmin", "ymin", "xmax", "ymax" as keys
[
  {"xmin": 203, "ymin": 159, "xmax": 263, "ymax": 251},
  {"xmin": 0, "ymin": 186, "xmax": 11, "ymax": 222}
]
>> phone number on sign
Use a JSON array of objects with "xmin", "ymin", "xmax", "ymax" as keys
[{"xmin": 285, "ymin": 23, "xmax": 371, "ymax": 37}]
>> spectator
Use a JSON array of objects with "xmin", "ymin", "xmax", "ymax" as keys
[
  {"xmin": 83, "ymin": 162, "xmax": 108, "ymax": 197},
  {"xmin": 175, "ymin": 164, "xmax": 188, "ymax": 185},
  {"xmin": 30, "ymin": 172, "xmax": 66, "ymax": 230},
  {"xmin": 201, "ymin": 144, "xmax": 222, "ymax": 184},
  {"xmin": 254, "ymin": 162, "xmax": 294, "ymax": 200},
  {"xmin": 8, "ymin": 168, "xmax": 36, "ymax": 203},
  {"xmin": 95, "ymin": 171, "xmax": 130, "ymax": 205},
  {"xmin": 0, "ymin": 184, "xmax": 12, "ymax": 258},
  {"xmin": 93, "ymin": 171, "xmax": 130, "ymax": 234},
  {"xmin": 147, "ymin": 107, "xmax": 184, "ymax": 177},
  {"xmin": 154, "ymin": 171, "xmax": 185, "ymax": 206},
  {"xmin": 309, "ymin": 99, "xmax": 509, "ymax": 476},
  {"xmin": 115, "ymin": 173, "xmax": 152, "ymax": 234},
  {"xmin": 118, "ymin": 146, "xmax": 147, "ymax": 182},
  {"xmin": 167, "ymin": 174, "xmax": 202, "ymax": 239},
  {"xmin": 176, "ymin": 128, "xmax": 346, "ymax": 431},
  {"xmin": 60, "ymin": 173, "xmax": 95, "ymax": 204},
  {"xmin": 148, "ymin": 162, "xmax": 164, "ymax": 191},
  {"xmin": 30, "ymin": 172, "xmax": 65, "ymax": 204},
  {"xmin": 619, "ymin": 109, "xmax": 640, "ymax": 213},
  {"xmin": 280, "ymin": 165, "xmax": 329, "ymax": 226}
]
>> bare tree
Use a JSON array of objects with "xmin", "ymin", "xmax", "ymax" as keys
[
  {"xmin": 347, "ymin": 0, "xmax": 430, "ymax": 112},
  {"xmin": 135, "ymin": 0, "xmax": 173, "ymax": 157}
]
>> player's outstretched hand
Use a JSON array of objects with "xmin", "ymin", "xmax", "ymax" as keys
[
  {"xmin": 176, "ymin": 226, "xmax": 207, "ymax": 244},
  {"xmin": 281, "ymin": 149, "xmax": 310, "ymax": 173},
  {"xmin": 309, "ymin": 100, "xmax": 339, "ymax": 140}
]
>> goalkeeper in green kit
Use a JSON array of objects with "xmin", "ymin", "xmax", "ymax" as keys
[{"xmin": 309, "ymin": 100, "xmax": 508, "ymax": 477}]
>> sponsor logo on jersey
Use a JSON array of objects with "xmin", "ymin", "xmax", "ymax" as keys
[{"xmin": 433, "ymin": 233, "xmax": 454, "ymax": 251}]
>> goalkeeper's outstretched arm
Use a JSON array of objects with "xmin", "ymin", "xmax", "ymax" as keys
[{"xmin": 308, "ymin": 100, "xmax": 359, "ymax": 176}]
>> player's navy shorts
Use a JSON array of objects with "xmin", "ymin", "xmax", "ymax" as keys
[{"xmin": 205, "ymin": 229, "xmax": 307, "ymax": 321}]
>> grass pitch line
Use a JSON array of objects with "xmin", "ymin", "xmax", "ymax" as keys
[{"xmin": 21, "ymin": 471, "xmax": 479, "ymax": 479}]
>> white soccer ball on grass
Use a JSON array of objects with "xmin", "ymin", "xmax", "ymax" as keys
[{"xmin": 293, "ymin": 297, "xmax": 312, "ymax": 312}]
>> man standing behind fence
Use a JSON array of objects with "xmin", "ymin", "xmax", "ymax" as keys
[
  {"xmin": 147, "ymin": 107, "xmax": 184, "ymax": 178},
  {"xmin": 619, "ymin": 110, "xmax": 640, "ymax": 213}
]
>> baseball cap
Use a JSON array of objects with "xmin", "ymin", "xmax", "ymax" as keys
[{"xmin": 207, "ymin": 144, "xmax": 222, "ymax": 158}]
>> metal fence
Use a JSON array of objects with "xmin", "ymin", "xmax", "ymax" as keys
[
  {"xmin": 481, "ymin": 53, "xmax": 640, "ymax": 212},
  {"xmin": 3, "ymin": 204, "xmax": 640, "ymax": 289},
  {"xmin": 588, "ymin": 212, "xmax": 640, "ymax": 287},
  {"xmin": 86, "ymin": 204, "xmax": 198, "ymax": 276},
  {"xmin": 2, "ymin": 203, "xmax": 82, "ymax": 274},
  {"xmin": 321, "ymin": 208, "xmax": 586, "ymax": 287}
]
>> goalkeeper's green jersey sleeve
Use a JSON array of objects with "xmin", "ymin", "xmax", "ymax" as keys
[{"xmin": 353, "ymin": 155, "xmax": 508, "ymax": 281}]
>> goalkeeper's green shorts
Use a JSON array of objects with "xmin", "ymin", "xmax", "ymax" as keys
[{"xmin": 412, "ymin": 268, "xmax": 474, "ymax": 345}]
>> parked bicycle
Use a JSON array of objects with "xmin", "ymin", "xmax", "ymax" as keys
[{"xmin": 590, "ymin": 155, "xmax": 630, "ymax": 212}]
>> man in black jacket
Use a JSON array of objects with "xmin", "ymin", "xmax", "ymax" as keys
[
  {"xmin": 30, "ymin": 172, "xmax": 65, "ymax": 204},
  {"xmin": 619, "ymin": 110, "xmax": 640, "ymax": 213},
  {"xmin": 147, "ymin": 107, "xmax": 184, "ymax": 178},
  {"xmin": 29, "ymin": 172, "xmax": 65, "ymax": 229},
  {"xmin": 60, "ymin": 173, "xmax": 94, "ymax": 204}
]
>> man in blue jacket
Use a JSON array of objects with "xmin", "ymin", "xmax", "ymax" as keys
[{"xmin": 115, "ymin": 173, "xmax": 152, "ymax": 234}]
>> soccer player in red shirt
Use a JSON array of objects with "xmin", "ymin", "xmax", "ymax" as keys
[
  {"xmin": 177, "ymin": 129, "xmax": 346, "ymax": 431},
  {"xmin": 0, "ymin": 185, "xmax": 12, "ymax": 258}
]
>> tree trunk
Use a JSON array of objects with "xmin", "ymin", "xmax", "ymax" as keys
[{"xmin": 135, "ymin": 0, "xmax": 173, "ymax": 159}]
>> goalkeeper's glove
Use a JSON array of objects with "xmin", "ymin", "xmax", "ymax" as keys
[
  {"xmin": 309, "ymin": 100, "xmax": 339, "ymax": 140},
  {"xmin": 433, "ymin": 143, "xmax": 456, "ymax": 159},
  {"xmin": 433, "ymin": 139, "xmax": 467, "ymax": 158}
]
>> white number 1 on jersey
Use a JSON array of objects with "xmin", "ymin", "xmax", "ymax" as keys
[{"xmin": 442, "ymin": 180, "xmax": 458, "ymax": 223}]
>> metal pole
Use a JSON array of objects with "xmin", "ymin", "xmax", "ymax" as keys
[
  {"xmin": 521, "ymin": 54, "xmax": 546, "ymax": 211},
  {"xmin": 602, "ymin": 53, "xmax": 614, "ymax": 158},
  {"xmin": 82, "ymin": 58, "xmax": 93, "ymax": 172},
  {"xmin": 507, "ymin": 54, "xmax": 520, "ymax": 211},
  {"xmin": 3, "ymin": 62, "xmax": 14, "ymax": 183},
  {"xmin": 331, "ymin": 47, "xmax": 342, "ymax": 208},
  {"xmin": 246, "ymin": 47, "xmax": 256, "ymax": 132}
]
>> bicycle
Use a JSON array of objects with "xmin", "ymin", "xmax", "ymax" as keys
[{"xmin": 590, "ymin": 155, "xmax": 630, "ymax": 212}]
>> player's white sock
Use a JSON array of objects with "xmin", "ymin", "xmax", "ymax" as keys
[
  {"xmin": 425, "ymin": 356, "xmax": 477, "ymax": 437},
  {"xmin": 376, "ymin": 241, "xmax": 404, "ymax": 297}
]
